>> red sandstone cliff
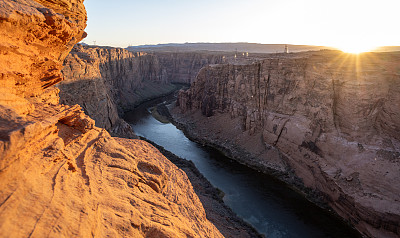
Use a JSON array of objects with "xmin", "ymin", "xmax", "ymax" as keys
[
  {"xmin": 0, "ymin": 1, "xmax": 223, "ymax": 237},
  {"xmin": 176, "ymin": 51, "xmax": 400, "ymax": 237}
]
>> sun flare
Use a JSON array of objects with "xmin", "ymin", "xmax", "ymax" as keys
[{"xmin": 337, "ymin": 44, "xmax": 377, "ymax": 54}]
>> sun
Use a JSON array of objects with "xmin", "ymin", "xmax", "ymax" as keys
[{"xmin": 336, "ymin": 43, "xmax": 377, "ymax": 54}]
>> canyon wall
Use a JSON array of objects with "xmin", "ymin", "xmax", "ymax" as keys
[
  {"xmin": 60, "ymin": 47, "xmax": 224, "ymax": 137},
  {"xmin": 60, "ymin": 45, "xmax": 174, "ymax": 137},
  {"xmin": 150, "ymin": 52, "xmax": 224, "ymax": 84},
  {"xmin": 0, "ymin": 1, "xmax": 223, "ymax": 237},
  {"xmin": 176, "ymin": 51, "xmax": 400, "ymax": 237}
]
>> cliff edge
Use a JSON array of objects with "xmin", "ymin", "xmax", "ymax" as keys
[
  {"xmin": 176, "ymin": 51, "xmax": 400, "ymax": 237},
  {"xmin": 0, "ymin": 1, "xmax": 222, "ymax": 237}
]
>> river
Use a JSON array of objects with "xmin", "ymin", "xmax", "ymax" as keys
[{"xmin": 124, "ymin": 101, "xmax": 359, "ymax": 238}]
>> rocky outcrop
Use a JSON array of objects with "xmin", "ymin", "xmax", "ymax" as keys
[
  {"xmin": 0, "ymin": 1, "xmax": 223, "ymax": 237},
  {"xmin": 1, "ymin": 103, "xmax": 223, "ymax": 237},
  {"xmin": 0, "ymin": 0, "xmax": 86, "ymax": 111},
  {"xmin": 176, "ymin": 51, "xmax": 400, "ymax": 237}
]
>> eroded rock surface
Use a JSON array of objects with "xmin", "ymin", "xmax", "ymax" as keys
[
  {"xmin": 176, "ymin": 51, "xmax": 400, "ymax": 237},
  {"xmin": 0, "ymin": 1, "xmax": 223, "ymax": 237},
  {"xmin": 1, "ymin": 103, "xmax": 223, "ymax": 237},
  {"xmin": 0, "ymin": 0, "xmax": 86, "ymax": 101}
]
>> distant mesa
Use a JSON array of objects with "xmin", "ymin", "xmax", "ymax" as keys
[
  {"xmin": 127, "ymin": 42, "xmax": 336, "ymax": 53},
  {"xmin": 127, "ymin": 42, "xmax": 400, "ymax": 54}
]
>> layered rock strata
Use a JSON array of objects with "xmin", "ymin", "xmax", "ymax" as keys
[
  {"xmin": 176, "ymin": 51, "xmax": 400, "ymax": 238},
  {"xmin": 0, "ymin": 0, "xmax": 223, "ymax": 237},
  {"xmin": 60, "ymin": 45, "xmax": 175, "ymax": 138},
  {"xmin": 60, "ymin": 47, "xmax": 224, "ymax": 138}
]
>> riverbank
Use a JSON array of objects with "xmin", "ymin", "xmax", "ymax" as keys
[
  {"xmin": 141, "ymin": 138, "xmax": 263, "ymax": 238},
  {"xmin": 163, "ymin": 104, "xmax": 362, "ymax": 237},
  {"xmin": 123, "ymin": 96, "xmax": 263, "ymax": 237},
  {"xmin": 166, "ymin": 105, "xmax": 326, "ymax": 207},
  {"xmin": 129, "ymin": 82, "xmax": 189, "ymax": 110},
  {"xmin": 173, "ymin": 52, "xmax": 400, "ymax": 238},
  {"xmin": 128, "ymin": 101, "xmax": 362, "ymax": 237}
]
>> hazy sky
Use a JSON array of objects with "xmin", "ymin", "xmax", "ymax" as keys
[{"xmin": 83, "ymin": 0, "xmax": 400, "ymax": 51}]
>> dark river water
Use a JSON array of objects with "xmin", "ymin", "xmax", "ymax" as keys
[{"xmin": 124, "ymin": 101, "xmax": 360, "ymax": 238}]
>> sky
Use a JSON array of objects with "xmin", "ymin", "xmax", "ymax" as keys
[{"xmin": 83, "ymin": 0, "xmax": 400, "ymax": 52}]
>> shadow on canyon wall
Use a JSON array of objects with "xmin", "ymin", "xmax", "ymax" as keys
[{"xmin": 174, "ymin": 50, "xmax": 400, "ymax": 237}]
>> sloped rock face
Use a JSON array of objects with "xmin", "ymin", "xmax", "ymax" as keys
[
  {"xmin": 176, "ymin": 51, "xmax": 400, "ymax": 237},
  {"xmin": 0, "ymin": 1, "xmax": 223, "ymax": 237},
  {"xmin": 0, "ymin": 103, "xmax": 222, "ymax": 237}
]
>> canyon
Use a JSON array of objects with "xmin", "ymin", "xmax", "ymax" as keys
[
  {"xmin": 175, "ymin": 51, "xmax": 400, "ymax": 237},
  {"xmin": 58, "ymin": 42, "xmax": 400, "ymax": 237},
  {"xmin": 2, "ymin": 1, "xmax": 398, "ymax": 238},
  {"xmin": 59, "ymin": 45, "xmax": 224, "ymax": 138},
  {"xmin": 0, "ymin": 0, "xmax": 225, "ymax": 237}
]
